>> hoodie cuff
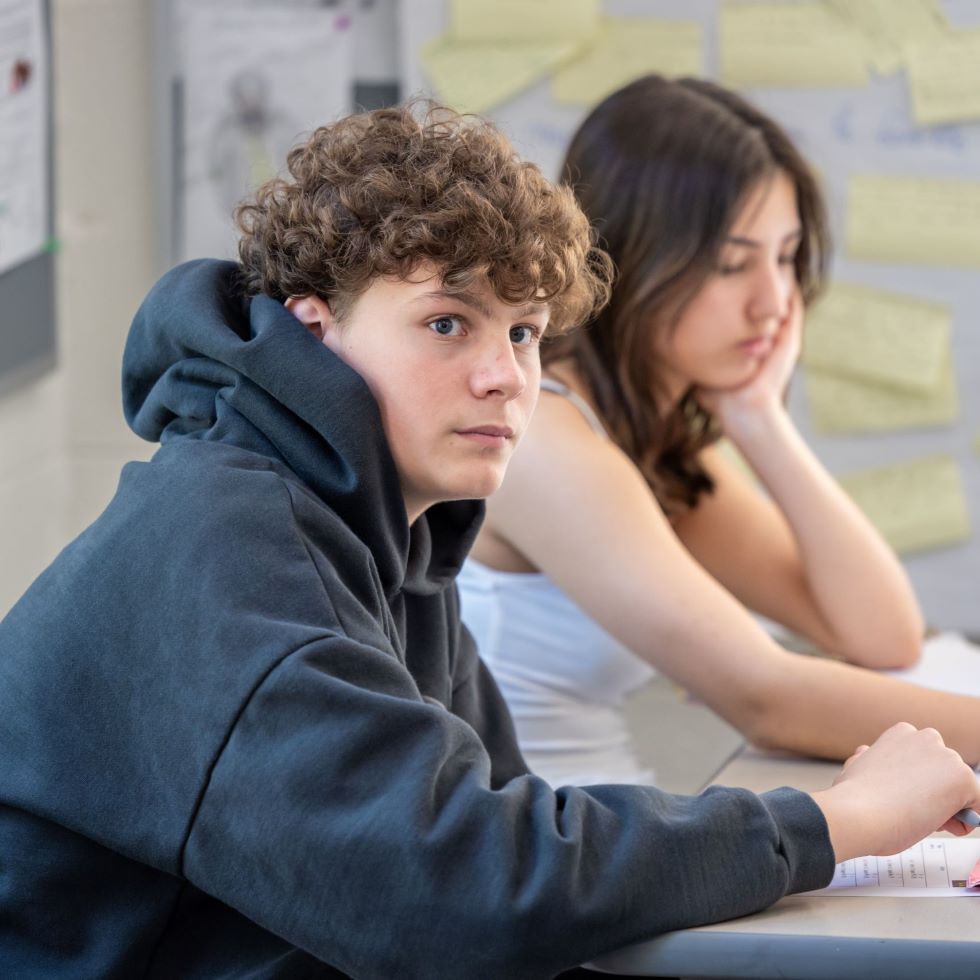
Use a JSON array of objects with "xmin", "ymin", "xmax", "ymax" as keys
[{"xmin": 761, "ymin": 786, "xmax": 836, "ymax": 895}]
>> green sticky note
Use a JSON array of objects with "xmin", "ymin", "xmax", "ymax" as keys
[
  {"xmin": 847, "ymin": 175, "xmax": 980, "ymax": 267},
  {"xmin": 905, "ymin": 29, "xmax": 980, "ymax": 126},
  {"xmin": 550, "ymin": 17, "xmax": 702, "ymax": 106},
  {"xmin": 805, "ymin": 355, "xmax": 958, "ymax": 434},
  {"xmin": 720, "ymin": 2, "xmax": 867, "ymax": 87},
  {"xmin": 421, "ymin": 34, "xmax": 584, "ymax": 115},
  {"xmin": 803, "ymin": 283, "xmax": 951, "ymax": 393},
  {"xmin": 449, "ymin": 0, "xmax": 599, "ymax": 42},
  {"xmin": 840, "ymin": 454, "xmax": 971, "ymax": 554},
  {"xmin": 827, "ymin": 0, "xmax": 948, "ymax": 76}
]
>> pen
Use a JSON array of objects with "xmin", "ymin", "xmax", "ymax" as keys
[{"xmin": 954, "ymin": 808, "xmax": 980, "ymax": 828}]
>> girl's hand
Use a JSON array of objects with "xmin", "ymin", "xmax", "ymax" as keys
[{"xmin": 697, "ymin": 287, "xmax": 803, "ymax": 433}]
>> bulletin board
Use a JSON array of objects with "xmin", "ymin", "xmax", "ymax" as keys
[
  {"xmin": 152, "ymin": 0, "xmax": 399, "ymax": 267},
  {"xmin": 398, "ymin": 0, "xmax": 980, "ymax": 633},
  {"xmin": 0, "ymin": 0, "xmax": 55, "ymax": 395}
]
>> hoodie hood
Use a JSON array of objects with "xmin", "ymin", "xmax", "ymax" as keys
[{"xmin": 122, "ymin": 259, "xmax": 482, "ymax": 596}]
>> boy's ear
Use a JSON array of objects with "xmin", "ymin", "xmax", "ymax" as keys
[{"xmin": 284, "ymin": 295, "xmax": 339, "ymax": 346}]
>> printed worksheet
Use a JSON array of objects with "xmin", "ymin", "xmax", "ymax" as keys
[{"xmin": 803, "ymin": 837, "xmax": 980, "ymax": 897}]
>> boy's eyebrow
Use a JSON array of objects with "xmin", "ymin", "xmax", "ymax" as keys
[
  {"xmin": 414, "ymin": 289, "xmax": 549, "ymax": 319},
  {"xmin": 725, "ymin": 228, "xmax": 804, "ymax": 249}
]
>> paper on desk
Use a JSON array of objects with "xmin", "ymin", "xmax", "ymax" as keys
[
  {"xmin": 420, "ymin": 35, "xmax": 582, "ymax": 115},
  {"xmin": 883, "ymin": 631, "xmax": 980, "ymax": 697},
  {"xmin": 551, "ymin": 18, "xmax": 702, "ymax": 105},
  {"xmin": 827, "ymin": 0, "xmax": 948, "ymax": 75},
  {"xmin": 839, "ymin": 454, "xmax": 970, "ymax": 554},
  {"xmin": 719, "ymin": 2, "xmax": 867, "ymax": 88},
  {"xmin": 802, "ymin": 284, "xmax": 950, "ymax": 392},
  {"xmin": 805, "ymin": 354, "xmax": 958, "ymax": 434},
  {"xmin": 905, "ymin": 29, "xmax": 980, "ymax": 126},
  {"xmin": 969, "ymin": 856, "xmax": 980, "ymax": 889},
  {"xmin": 802, "ymin": 837, "xmax": 980, "ymax": 897},
  {"xmin": 846, "ymin": 175, "xmax": 980, "ymax": 266},
  {"xmin": 448, "ymin": 0, "xmax": 599, "ymax": 42}
]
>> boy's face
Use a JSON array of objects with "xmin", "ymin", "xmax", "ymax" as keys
[{"xmin": 289, "ymin": 265, "xmax": 547, "ymax": 523}]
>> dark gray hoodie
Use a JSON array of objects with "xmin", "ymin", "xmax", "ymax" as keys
[{"xmin": 0, "ymin": 260, "xmax": 834, "ymax": 978}]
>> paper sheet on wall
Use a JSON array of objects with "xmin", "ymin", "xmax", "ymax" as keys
[
  {"xmin": 448, "ymin": 0, "xmax": 599, "ymax": 42},
  {"xmin": 0, "ymin": 0, "xmax": 49, "ymax": 277},
  {"xmin": 839, "ymin": 454, "xmax": 971, "ymax": 554},
  {"xmin": 905, "ymin": 29, "xmax": 980, "ymax": 126},
  {"xmin": 805, "ymin": 354, "xmax": 958, "ymax": 434},
  {"xmin": 802, "ymin": 837, "xmax": 980, "ymax": 897},
  {"xmin": 802, "ymin": 284, "xmax": 950, "ymax": 392},
  {"xmin": 883, "ymin": 631, "xmax": 980, "ymax": 697},
  {"xmin": 719, "ymin": 2, "xmax": 867, "ymax": 88},
  {"xmin": 421, "ymin": 35, "xmax": 583, "ymax": 115},
  {"xmin": 827, "ymin": 0, "xmax": 948, "ymax": 75},
  {"xmin": 550, "ymin": 18, "xmax": 702, "ymax": 106},
  {"xmin": 846, "ymin": 175, "xmax": 980, "ymax": 267},
  {"xmin": 179, "ymin": 5, "xmax": 353, "ymax": 262}
]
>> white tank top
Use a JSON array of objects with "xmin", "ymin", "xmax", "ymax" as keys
[{"xmin": 458, "ymin": 379, "xmax": 657, "ymax": 788}]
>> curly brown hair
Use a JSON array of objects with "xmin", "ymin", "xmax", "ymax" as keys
[{"xmin": 235, "ymin": 101, "xmax": 611, "ymax": 334}]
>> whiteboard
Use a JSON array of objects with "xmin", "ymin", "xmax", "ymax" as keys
[{"xmin": 398, "ymin": 0, "xmax": 980, "ymax": 633}]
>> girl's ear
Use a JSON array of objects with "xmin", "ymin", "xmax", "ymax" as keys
[{"xmin": 284, "ymin": 295, "xmax": 338, "ymax": 345}]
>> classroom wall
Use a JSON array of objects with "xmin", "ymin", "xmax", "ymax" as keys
[{"xmin": 0, "ymin": 0, "xmax": 156, "ymax": 616}]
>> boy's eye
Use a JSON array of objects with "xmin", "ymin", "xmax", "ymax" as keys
[
  {"xmin": 429, "ymin": 316, "xmax": 464, "ymax": 336},
  {"xmin": 510, "ymin": 325, "xmax": 540, "ymax": 346}
]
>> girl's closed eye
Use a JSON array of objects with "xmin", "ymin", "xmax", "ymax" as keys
[{"xmin": 717, "ymin": 260, "xmax": 747, "ymax": 275}]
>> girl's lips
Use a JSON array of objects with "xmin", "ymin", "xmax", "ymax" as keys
[{"xmin": 737, "ymin": 336, "xmax": 773, "ymax": 357}]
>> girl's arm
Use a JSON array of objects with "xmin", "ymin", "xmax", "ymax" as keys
[
  {"xmin": 685, "ymin": 289, "xmax": 923, "ymax": 668},
  {"xmin": 484, "ymin": 393, "xmax": 979, "ymax": 764}
]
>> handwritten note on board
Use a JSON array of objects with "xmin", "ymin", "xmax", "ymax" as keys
[
  {"xmin": 803, "ymin": 284, "xmax": 950, "ymax": 391},
  {"xmin": 420, "ymin": 35, "xmax": 582, "ymax": 115},
  {"xmin": 719, "ymin": 2, "xmax": 867, "ymax": 87},
  {"xmin": 905, "ymin": 29, "xmax": 980, "ymax": 126},
  {"xmin": 550, "ymin": 18, "xmax": 702, "ymax": 105},
  {"xmin": 828, "ymin": 0, "xmax": 948, "ymax": 75},
  {"xmin": 448, "ymin": 0, "xmax": 599, "ymax": 43},
  {"xmin": 846, "ymin": 176, "xmax": 980, "ymax": 267},
  {"xmin": 805, "ymin": 355, "xmax": 958, "ymax": 434},
  {"xmin": 839, "ymin": 454, "xmax": 970, "ymax": 554}
]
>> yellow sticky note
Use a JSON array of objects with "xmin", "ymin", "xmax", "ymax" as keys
[
  {"xmin": 840, "ymin": 454, "xmax": 971, "ymax": 554},
  {"xmin": 805, "ymin": 354, "xmax": 958, "ymax": 434},
  {"xmin": 720, "ymin": 2, "xmax": 867, "ymax": 88},
  {"xmin": 421, "ymin": 35, "xmax": 583, "ymax": 115},
  {"xmin": 846, "ymin": 175, "xmax": 980, "ymax": 267},
  {"xmin": 803, "ymin": 284, "xmax": 951, "ymax": 392},
  {"xmin": 449, "ymin": 0, "xmax": 599, "ymax": 42},
  {"xmin": 551, "ymin": 18, "xmax": 702, "ymax": 105},
  {"xmin": 827, "ymin": 0, "xmax": 948, "ymax": 75},
  {"xmin": 905, "ymin": 29, "xmax": 980, "ymax": 125}
]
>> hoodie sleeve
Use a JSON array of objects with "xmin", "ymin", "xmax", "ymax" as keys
[{"xmin": 182, "ymin": 633, "xmax": 834, "ymax": 980}]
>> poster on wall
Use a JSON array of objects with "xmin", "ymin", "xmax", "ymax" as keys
[
  {"xmin": 0, "ymin": 0, "xmax": 49, "ymax": 277},
  {"xmin": 178, "ymin": 3, "xmax": 354, "ymax": 262}
]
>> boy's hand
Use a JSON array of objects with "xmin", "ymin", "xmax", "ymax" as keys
[{"xmin": 811, "ymin": 722, "xmax": 980, "ymax": 862}]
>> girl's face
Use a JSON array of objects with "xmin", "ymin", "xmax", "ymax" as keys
[{"xmin": 655, "ymin": 170, "xmax": 802, "ymax": 401}]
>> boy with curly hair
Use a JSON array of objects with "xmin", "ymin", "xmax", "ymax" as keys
[{"xmin": 0, "ymin": 102, "xmax": 975, "ymax": 979}]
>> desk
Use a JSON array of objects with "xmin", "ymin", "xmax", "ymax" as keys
[{"xmin": 588, "ymin": 747, "xmax": 980, "ymax": 978}]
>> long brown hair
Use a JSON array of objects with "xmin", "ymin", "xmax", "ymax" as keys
[{"xmin": 546, "ymin": 75, "xmax": 829, "ymax": 512}]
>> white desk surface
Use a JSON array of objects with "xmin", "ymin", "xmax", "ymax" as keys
[{"xmin": 588, "ymin": 746, "xmax": 980, "ymax": 978}]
